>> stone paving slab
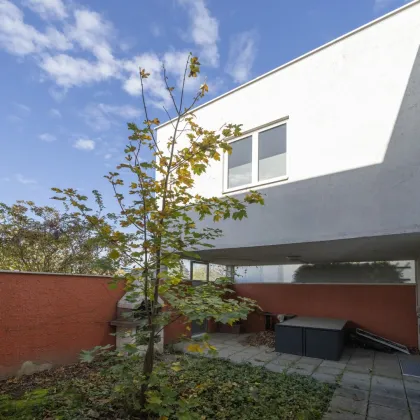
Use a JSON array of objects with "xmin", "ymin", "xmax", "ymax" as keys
[
  {"xmin": 292, "ymin": 362, "xmax": 319, "ymax": 375},
  {"xmin": 239, "ymin": 347, "xmax": 267, "ymax": 355},
  {"xmin": 299, "ymin": 356, "xmax": 323, "ymax": 366},
  {"xmin": 371, "ymin": 375, "xmax": 404, "ymax": 388},
  {"xmin": 215, "ymin": 347, "xmax": 242, "ymax": 358},
  {"xmin": 247, "ymin": 358, "xmax": 267, "ymax": 367},
  {"xmin": 404, "ymin": 376, "xmax": 420, "ymax": 390},
  {"xmin": 353, "ymin": 349, "xmax": 375, "ymax": 358},
  {"xmin": 329, "ymin": 394, "xmax": 368, "ymax": 416},
  {"xmin": 370, "ymin": 385, "xmax": 406, "ymax": 399},
  {"xmin": 249, "ymin": 351, "xmax": 277, "ymax": 363},
  {"xmin": 368, "ymin": 392, "xmax": 408, "ymax": 410},
  {"xmin": 409, "ymin": 399, "xmax": 420, "ymax": 412},
  {"xmin": 268, "ymin": 356, "xmax": 294, "ymax": 367},
  {"xmin": 334, "ymin": 386, "xmax": 369, "ymax": 401},
  {"xmin": 412, "ymin": 410, "xmax": 420, "ymax": 420},
  {"xmin": 345, "ymin": 364, "xmax": 372, "ymax": 374},
  {"xmin": 227, "ymin": 352, "xmax": 253, "ymax": 364},
  {"xmin": 374, "ymin": 359, "xmax": 400, "ymax": 368},
  {"xmin": 316, "ymin": 366, "xmax": 346, "ymax": 377},
  {"xmin": 265, "ymin": 362, "xmax": 288, "ymax": 373},
  {"xmin": 406, "ymin": 387, "xmax": 420, "ymax": 404},
  {"xmin": 277, "ymin": 353, "xmax": 301, "ymax": 362},
  {"xmin": 287, "ymin": 367, "xmax": 313, "ymax": 376},
  {"xmin": 342, "ymin": 371, "xmax": 371, "ymax": 381},
  {"xmin": 340, "ymin": 376, "xmax": 371, "ymax": 391},
  {"xmin": 324, "ymin": 410, "xmax": 365, "ymax": 420},
  {"xmin": 372, "ymin": 367, "xmax": 402, "ymax": 379},
  {"xmin": 311, "ymin": 372, "xmax": 338, "ymax": 384},
  {"xmin": 320, "ymin": 360, "xmax": 348, "ymax": 370},
  {"xmin": 367, "ymin": 403, "xmax": 411, "ymax": 420}
]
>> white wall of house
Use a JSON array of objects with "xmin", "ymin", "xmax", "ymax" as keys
[{"xmin": 156, "ymin": 1, "xmax": 420, "ymax": 250}]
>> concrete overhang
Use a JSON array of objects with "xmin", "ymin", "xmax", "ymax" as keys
[{"xmin": 194, "ymin": 232, "xmax": 420, "ymax": 266}]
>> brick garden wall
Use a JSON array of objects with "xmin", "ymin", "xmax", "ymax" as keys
[
  {"xmin": 0, "ymin": 271, "xmax": 125, "ymax": 378},
  {"xmin": 234, "ymin": 283, "xmax": 418, "ymax": 348}
]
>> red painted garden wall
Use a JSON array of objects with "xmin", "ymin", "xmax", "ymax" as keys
[
  {"xmin": 234, "ymin": 284, "xmax": 418, "ymax": 347},
  {"xmin": 0, "ymin": 271, "xmax": 125, "ymax": 378}
]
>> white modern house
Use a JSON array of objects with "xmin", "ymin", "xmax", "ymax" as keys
[{"xmin": 156, "ymin": 1, "xmax": 420, "ymax": 348}]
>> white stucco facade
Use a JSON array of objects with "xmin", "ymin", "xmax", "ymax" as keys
[{"xmin": 156, "ymin": 1, "xmax": 420, "ymax": 264}]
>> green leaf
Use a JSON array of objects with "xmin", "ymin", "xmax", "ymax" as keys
[{"xmin": 109, "ymin": 249, "xmax": 120, "ymax": 260}]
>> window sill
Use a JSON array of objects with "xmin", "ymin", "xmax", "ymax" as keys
[{"xmin": 223, "ymin": 175, "xmax": 289, "ymax": 195}]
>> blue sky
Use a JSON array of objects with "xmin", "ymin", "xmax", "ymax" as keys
[{"xmin": 0, "ymin": 0, "xmax": 409, "ymax": 210}]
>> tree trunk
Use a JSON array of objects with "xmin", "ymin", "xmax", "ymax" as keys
[{"xmin": 139, "ymin": 325, "xmax": 156, "ymax": 407}]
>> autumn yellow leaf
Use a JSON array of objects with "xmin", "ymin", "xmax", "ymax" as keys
[
  {"xmin": 171, "ymin": 362, "xmax": 182, "ymax": 372},
  {"xmin": 187, "ymin": 343, "xmax": 203, "ymax": 353}
]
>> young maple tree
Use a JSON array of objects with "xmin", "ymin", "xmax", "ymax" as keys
[{"xmin": 52, "ymin": 54, "xmax": 264, "ymax": 409}]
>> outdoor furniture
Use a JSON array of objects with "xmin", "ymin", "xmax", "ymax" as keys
[{"xmin": 275, "ymin": 316, "xmax": 347, "ymax": 361}]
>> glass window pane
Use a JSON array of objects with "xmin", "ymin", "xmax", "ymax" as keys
[
  {"xmin": 293, "ymin": 261, "xmax": 415, "ymax": 284},
  {"xmin": 233, "ymin": 261, "xmax": 415, "ymax": 284},
  {"xmin": 258, "ymin": 125, "xmax": 286, "ymax": 181},
  {"xmin": 228, "ymin": 136, "xmax": 252, "ymax": 188},
  {"xmin": 209, "ymin": 264, "xmax": 226, "ymax": 281},
  {"xmin": 192, "ymin": 262, "xmax": 208, "ymax": 281},
  {"xmin": 180, "ymin": 259, "xmax": 191, "ymax": 280},
  {"xmin": 235, "ymin": 266, "xmax": 262, "ymax": 283}
]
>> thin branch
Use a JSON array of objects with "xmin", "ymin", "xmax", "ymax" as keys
[
  {"xmin": 139, "ymin": 69, "xmax": 161, "ymax": 154},
  {"xmin": 163, "ymin": 65, "xmax": 180, "ymax": 115}
]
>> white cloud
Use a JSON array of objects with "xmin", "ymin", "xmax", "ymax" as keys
[
  {"xmin": 16, "ymin": 173, "xmax": 37, "ymax": 184},
  {"xmin": 40, "ymin": 54, "xmax": 118, "ymax": 88},
  {"xmin": 177, "ymin": 0, "xmax": 219, "ymax": 67},
  {"xmin": 0, "ymin": 0, "xmax": 72, "ymax": 56},
  {"xmin": 69, "ymin": 9, "xmax": 115, "ymax": 61},
  {"xmin": 39, "ymin": 132, "xmax": 56, "ymax": 142},
  {"xmin": 104, "ymin": 153, "xmax": 112, "ymax": 159},
  {"xmin": 122, "ymin": 53, "xmax": 170, "ymax": 107},
  {"xmin": 49, "ymin": 108, "xmax": 61, "ymax": 118},
  {"xmin": 24, "ymin": 0, "xmax": 67, "ymax": 20},
  {"xmin": 83, "ymin": 103, "xmax": 140, "ymax": 131},
  {"xmin": 0, "ymin": 177, "xmax": 10, "ymax": 182},
  {"xmin": 225, "ymin": 30, "xmax": 258, "ymax": 83},
  {"xmin": 0, "ymin": 0, "xmax": 215, "ymax": 110},
  {"xmin": 74, "ymin": 138, "xmax": 95, "ymax": 150}
]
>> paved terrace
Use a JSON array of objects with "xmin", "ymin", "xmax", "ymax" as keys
[{"xmin": 175, "ymin": 333, "xmax": 420, "ymax": 420}]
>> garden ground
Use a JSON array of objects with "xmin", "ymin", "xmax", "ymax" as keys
[
  {"xmin": 177, "ymin": 333, "xmax": 420, "ymax": 420},
  {"xmin": 0, "ymin": 351, "xmax": 334, "ymax": 420}
]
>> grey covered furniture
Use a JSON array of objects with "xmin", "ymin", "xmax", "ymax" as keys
[{"xmin": 275, "ymin": 316, "xmax": 347, "ymax": 361}]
